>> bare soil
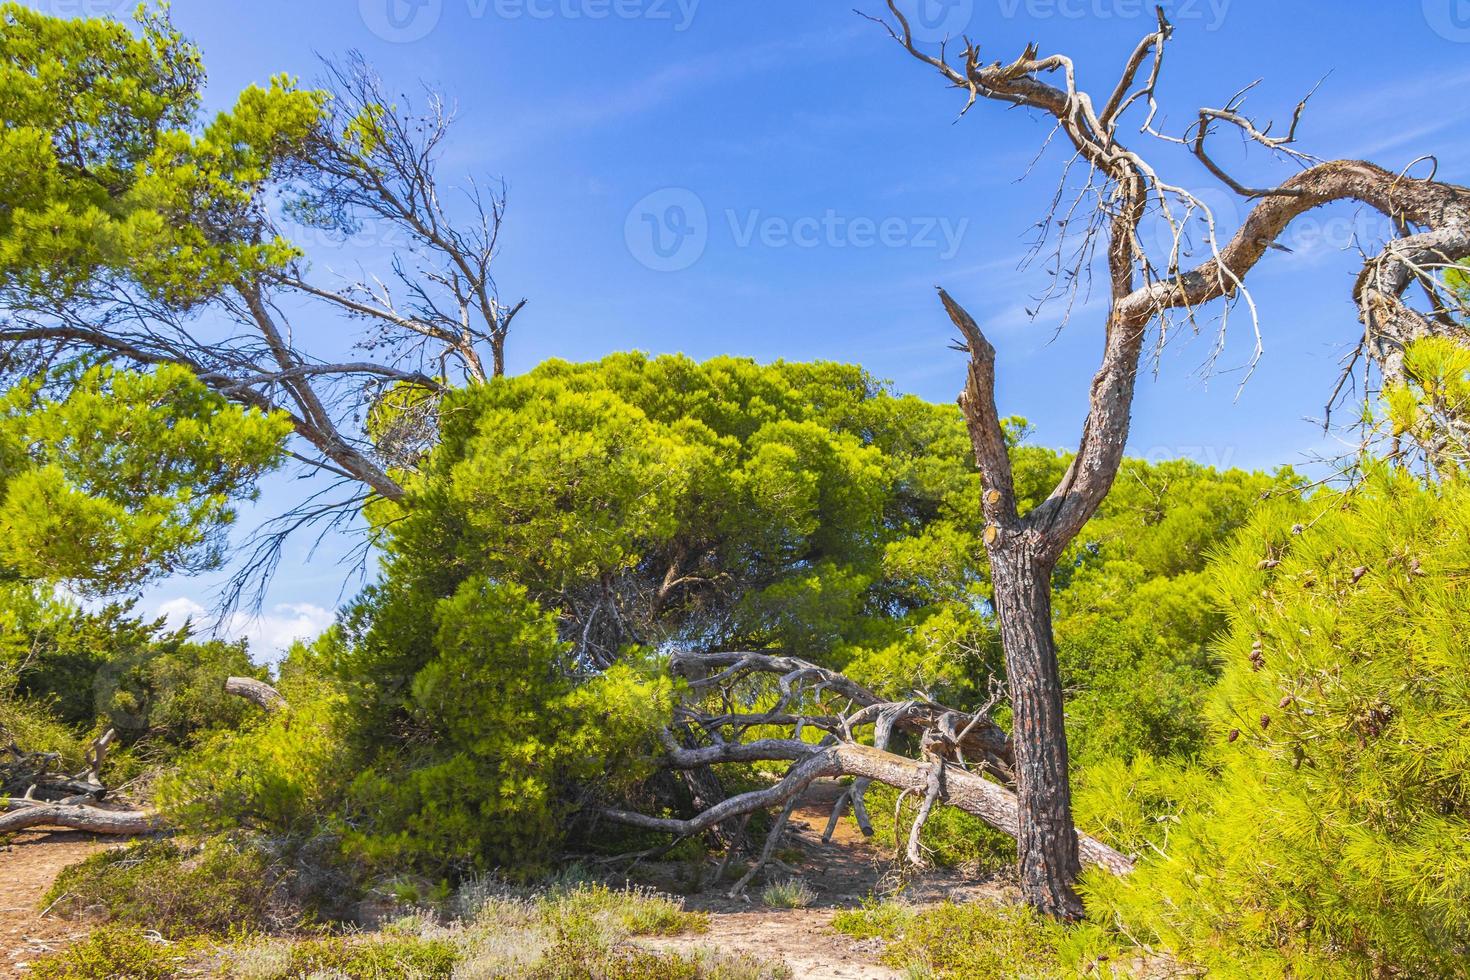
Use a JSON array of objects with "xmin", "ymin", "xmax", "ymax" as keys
[
  {"xmin": 0, "ymin": 829, "xmax": 124, "ymax": 978},
  {"xmin": 0, "ymin": 781, "xmax": 1015, "ymax": 980},
  {"xmin": 631, "ymin": 780, "xmax": 1016, "ymax": 979}
]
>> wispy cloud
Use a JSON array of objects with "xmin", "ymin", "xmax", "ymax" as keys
[
  {"xmin": 483, "ymin": 24, "xmax": 868, "ymax": 155},
  {"xmin": 1307, "ymin": 65, "xmax": 1470, "ymax": 162},
  {"xmin": 156, "ymin": 598, "xmax": 334, "ymax": 664}
]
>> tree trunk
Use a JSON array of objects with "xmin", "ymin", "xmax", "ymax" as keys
[
  {"xmin": 224, "ymin": 677, "xmax": 287, "ymax": 713},
  {"xmin": 989, "ymin": 546, "xmax": 1083, "ymax": 919},
  {"xmin": 0, "ymin": 801, "xmax": 160, "ymax": 836}
]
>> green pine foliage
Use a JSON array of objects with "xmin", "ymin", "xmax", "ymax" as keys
[
  {"xmin": 0, "ymin": 363, "xmax": 289, "ymax": 592},
  {"xmin": 1085, "ymin": 470, "xmax": 1470, "ymax": 977},
  {"xmin": 0, "ymin": 2, "xmax": 320, "ymax": 310},
  {"xmin": 298, "ymin": 353, "xmax": 1280, "ymax": 877},
  {"xmin": 340, "ymin": 580, "xmax": 676, "ymax": 874}
]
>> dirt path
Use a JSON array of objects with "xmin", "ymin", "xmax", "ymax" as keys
[
  {"xmin": 0, "ymin": 830, "xmax": 121, "ymax": 978},
  {"xmin": 634, "ymin": 780, "xmax": 1013, "ymax": 979}
]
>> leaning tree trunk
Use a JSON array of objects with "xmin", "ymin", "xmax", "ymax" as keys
[{"xmin": 989, "ymin": 548, "xmax": 1083, "ymax": 919}]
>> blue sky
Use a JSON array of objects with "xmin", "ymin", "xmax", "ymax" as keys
[{"xmin": 39, "ymin": 0, "xmax": 1470, "ymax": 657}]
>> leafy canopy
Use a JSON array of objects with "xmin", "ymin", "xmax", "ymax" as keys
[
  {"xmin": 0, "ymin": 2, "xmax": 321, "ymax": 309},
  {"xmin": 1088, "ymin": 470, "xmax": 1470, "ymax": 977},
  {"xmin": 303, "ymin": 354, "xmax": 1282, "ymax": 874},
  {"xmin": 0, "ymin": 363, "xmax": 289, "ymax": 592}
]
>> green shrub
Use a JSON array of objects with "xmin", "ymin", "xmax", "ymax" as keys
[
  {"xmin": 0, "ymin": 684, "xmax": 83, "ymax": 771},
  {"xmin": 157, "ymin": 674, "xmax": 358, "ymax": 838},
  {"xmin": 339, "ymin": 583, "xmax": 676, "ymax": 877},
  {"xmin": 832, "ymin": 900, "xmax": 1122, "ymax": 979},
  {"xmin": 528, "ymin": 943, "xmax": 786, "ymax": 979},
  {"xmin": 44, "ymin": 838, "xmax": 284, "ymax": 938},
  {"xmin": 1087, "ymin": 471, "xmax": 1470, "ymax": 977},
  {"xmin": 864, "ymin": 783, "xmax": 1015, "ymax": 873},
  {"xmin": 270, "ymin": 936, "xmax": 459, "ymax": 979},
  {"xmin": 27, "ymin": 927, "xmax": 208, "ymax": 980},
  {"xmin": 759, "ymin": 878, "xmax": 816, "ymax": 910}
]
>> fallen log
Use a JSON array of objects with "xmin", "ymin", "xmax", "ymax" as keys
[
  {"xmin": 602, "ymin": 740, "xmax": 1134, "ymax": 877},
  {"xmin": 0, "ymin": 799, "xmax": 161, "ymax": 836},
  {"xmin": 673, "ymin": 651, "xmax": 1014, "ymax": 781}
]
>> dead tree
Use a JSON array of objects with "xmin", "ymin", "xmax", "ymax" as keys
[
  {"xmin": 0, "ymin": 55, "xmax": 523, "ymax": 604},
  {"xmin": 0, "ymin": 679, "xmax": 286, "ymax": 839},
  {"xmin": 0, "ymin": 728, "xmax": 161, "ymax": 837},
  {"xmin": 599, "ymin": 651, "xmax": 1133, "ymax": 896},
  {"xmin": 875, "ymin": 2, "xmax": 1470, "ymax": 916}
]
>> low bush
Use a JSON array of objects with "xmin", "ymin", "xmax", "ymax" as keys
[
  {"xmin": 26, "ymin": 928, "xmax": 209, "ymax": 980},
  {"xmin": 256, "ymin": 935, "xmax": 459, "ymax": 979},
  {"xmin": 832, "ymin": 900, "xmax": 1123, "ymax": 979},
  {"xmin": 759, "ymin": 878, "xmax": 816, "ymax": 909},
  {"xmin": 43, "ymin": 838, "xmax": 287, "ymax": 937}
]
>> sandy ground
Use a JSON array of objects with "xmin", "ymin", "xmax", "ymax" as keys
[
  {"xmin": 632, "ymin": 779, "xmax": 1015, "ymax": 979},
  {"xmin": 0, "ymin": 781, "xmax": 1013, "ymax": 980},
  {"xmin": 0, "ymin": 829, "xmax": 124, "ymax": 978}
]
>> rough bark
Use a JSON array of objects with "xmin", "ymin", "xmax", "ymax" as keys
[
  {"xmin": 0, "ymin": 800, "xmax": 161, "ymax": 836},
  {"xmin": 989, "ymin": 551, "xmax": 1083, "ymax": 916},
  {"xmin": 881, "ymin": 0, "xmax": 1470, "ymax": 917},
  {"xmin": 225, "ymin": 676, "xmax": 288, "ymax": 714},
  {"xmin": 602, "ymin": 740, "xmax": 1133, "ymax": 878}
]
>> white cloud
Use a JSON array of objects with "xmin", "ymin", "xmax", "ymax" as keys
[
  {"xmin": 156, "ymin": 597, "xmax": 209, "ymax": 626},
  {"xmin": 152, "ymin": 598, "xmax": 335, "ymax": 663}
]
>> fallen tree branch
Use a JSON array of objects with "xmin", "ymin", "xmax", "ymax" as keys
[
  {"xmin": 674, "ymin": 651, "xmax": 1013, "ymax": 781},
  {"xmin": 602, "ymin": 741, "xmax": 1134, "ymax": 878},
  {"xmin": 905, "ymin": 760, "xmax": 946, "ymax": 868},
  {"xmin": 224, "ymin": 677, "xmax": 287, "ymax": 713},
  {"xmin": 0, "ymin": 799, "xmax": 161, "ymax": 836}
]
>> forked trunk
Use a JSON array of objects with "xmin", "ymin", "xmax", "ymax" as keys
[{"xmin": 989, "ymin": 546, "xmax": 1083, "ymax": 919}]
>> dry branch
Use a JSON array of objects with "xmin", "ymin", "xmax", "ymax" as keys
[
  {"xmin": 0, "ymin": 799, "xmax": 160, "ymax": 836},
  {"xmin": 874, "ymin": 0, "xmax": 1470, "ymax": 916},
  {"xmin": 601, "ymin": 741, "xmax": 1133, "ymax": 878},
  {"xmin": 225, "ymin": 677, "xmax": 288, "ymax": 714}
]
